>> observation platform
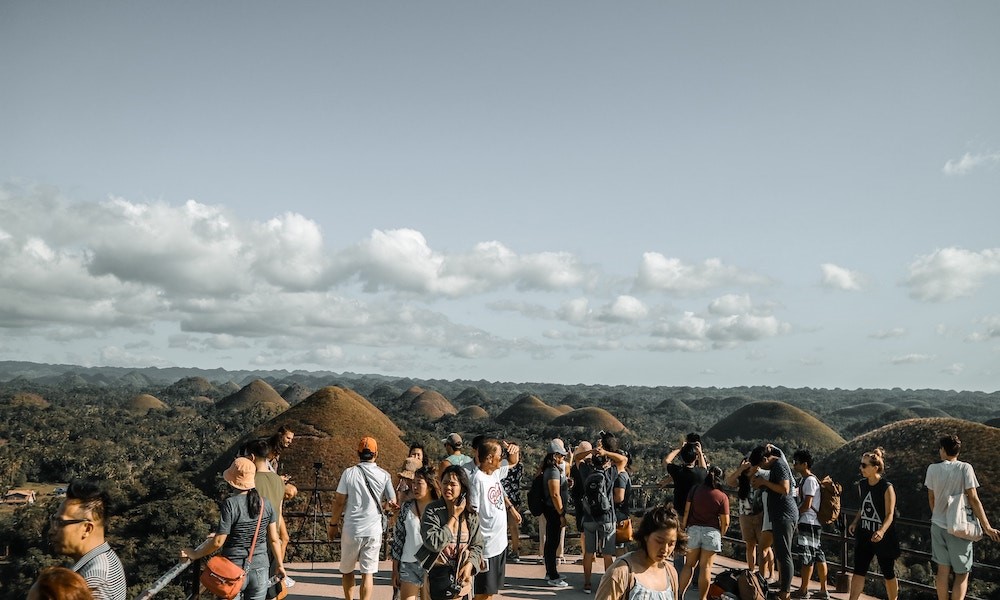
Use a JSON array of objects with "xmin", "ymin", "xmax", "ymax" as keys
[{"xmin": 282, "ymin": 553, "xmax": 876, "ymax": 600}]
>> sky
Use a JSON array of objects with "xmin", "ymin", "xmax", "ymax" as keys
[{"xmin": 1, "ymin": 2, "xmax": 999, "ymax": 391}]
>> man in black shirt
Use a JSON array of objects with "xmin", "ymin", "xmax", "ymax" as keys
[{"xmin": 662, "ymin": 437, "xmax": 708, "ymax": 515}]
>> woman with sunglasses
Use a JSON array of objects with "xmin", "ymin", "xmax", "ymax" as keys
[
  {"xmin": 846, "ymin": 447, "xmax": 899, "ymax": 600},
  {"xmin": 417, "ymin": 465, "xmax": 484, "ymax": 600}
]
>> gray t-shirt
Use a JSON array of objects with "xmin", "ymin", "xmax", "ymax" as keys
[
  {"xmin": 544, "ymin": 465, "xmax": 568, "ymax": 509},
  {"xmin": 217, "ymin": 493, "xmax": 275, "ymax": 569}
]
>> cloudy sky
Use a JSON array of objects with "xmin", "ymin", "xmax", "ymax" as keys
[{"xmin": 2, "ymin": 3, "xmax": 999, "ymax": 391}]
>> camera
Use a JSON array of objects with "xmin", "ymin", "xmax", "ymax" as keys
[
  {"xmin": 686, "ymin": 433, "xmax": 701, "ymax": 444},
  {"xmin": 313, "ymin": 462, "xmax": 323, "ymax": 470},
  {"xmin": 443, "ymin": 582, "xmax": 464, "ymax": 599}
]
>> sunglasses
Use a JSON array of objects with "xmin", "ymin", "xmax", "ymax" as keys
[
  {"xmin": 859, "ymin": 463, "xmax": 872, "ymax": 469},
  {"xmin": 50, "ymin": 516, "xmax": 91, "ymax": 528}
]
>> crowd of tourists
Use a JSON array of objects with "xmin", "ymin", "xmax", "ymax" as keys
[{"xmin": 30, "ymin": 428, "xmax": 1000, "ymax": 600}]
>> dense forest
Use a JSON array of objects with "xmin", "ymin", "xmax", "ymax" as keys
[{"xmin": 1, "ymin": 361, "xmax": 998, "ymax": 599}]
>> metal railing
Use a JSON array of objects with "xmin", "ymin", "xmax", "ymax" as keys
[{"xmin": 718, "ymin": 507, "xmax": 1000, "ymax": 600}]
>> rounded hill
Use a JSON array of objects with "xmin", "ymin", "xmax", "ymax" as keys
[
  {"xmin": 457, "ymin": 405, "xmax": 490, "ymax": 420},
  {"xmin": 550, "ymin": 407, "xmax": 626, "ymax": 433},
  {"xmin": 815, "ymin": 418, "xmax": 1000, "ymax": 523},
  {"xmin": 201, "ymin": 386, "xmax": 409, "ymax": 491},
  {"xmin": 655, "ymin": 397, "xmax": 695, "ymax": 419},
  {"xmin": 164, "ymin": 376, "xmax": 217, "ymax": 398},
  {"xmin": 454, "ymin": 387, "xmax": 489, "ymax": 406},
  {"xmin": 409, "ymin": 389, "xmax": 458, "ymax": 420},
  {"xmin": 280, "ymin": 382, "xmax": 313, "ymax": 405},
  {"xmin": 704, "ymin": 400, "xmax": 846, "ymax": 453},
  {"xmin": 496, "ymin": 394, "xmax": 562, "ymax": 426},
  {"xmin": 215, "ymin": 379, "xmax": 290, "ymax": 413},
  {"xmin": 128, "ymin": 393, "xmax": 168, "ymax": 413}
]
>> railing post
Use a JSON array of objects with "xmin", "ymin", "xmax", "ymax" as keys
[
  {"xmin": 836, "ymin": 512, "xmax": 850, "ymax": 593},
  {"xmin": 190, "ymin": 557, "xmax": 201, "ymax": 598}
]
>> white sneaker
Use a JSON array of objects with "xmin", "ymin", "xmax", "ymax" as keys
[{"xmin": 547, "ymin": 579, "xmax": 569, "ymax": 588}]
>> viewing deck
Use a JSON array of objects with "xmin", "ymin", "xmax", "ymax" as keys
[{"xmin": 280, "ymin": 553, "xmax": 879, "ymax": 600}]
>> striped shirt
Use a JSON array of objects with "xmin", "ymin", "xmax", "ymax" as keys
[{"xmin": 73, "ymin": 542, "xmax": 127, "ymax": 600}]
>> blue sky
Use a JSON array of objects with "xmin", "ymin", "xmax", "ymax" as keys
[{"xmin": 2, "ymin": 2, "xmax": 999, "ymax": 390}]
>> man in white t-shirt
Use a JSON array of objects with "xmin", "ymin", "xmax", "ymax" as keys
[
  {"xmin": 329, "ymin": 437, "xmax": 397, "ymax": 600},
  {"xmin": 468, "ymin": 438, "xmax": 520, "ymax": 600},
  {"xmin": 791, "ymin": 450, "xmax": 829, "ymax": 600},
  {"xmin": 925, "ymin": 434, "xmax": 1000, "ymax": 600}
]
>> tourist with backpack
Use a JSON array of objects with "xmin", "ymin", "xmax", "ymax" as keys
[
  {"xmin": 576, "ymin": 434, "xmax": 628, "ymax": 594},
  {"xmin": 790, "ymin": 450, "xmax": 830, "ymax": 600},
  {"xmin": 540, "ymin": 439, "xmax": 570, "ymax": 588},
  {"xmin": 679, "ymin": 465, "xmax": 730, "ymax": 600},
  {"xmin": 847, "ymin": 447, "xmax": 899, "ymax": 600}
]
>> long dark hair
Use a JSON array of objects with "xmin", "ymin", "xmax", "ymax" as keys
[
  {"xmin": 246, "ymin": 488, "xmax": 262, "ymax": 517},
  {"xmin": 415, "ymin": 466, "xmax": 442, "ymax": 500},
  {"xmin": 440, "ymin": 465, "xmax": 475, "ymax": 514}
]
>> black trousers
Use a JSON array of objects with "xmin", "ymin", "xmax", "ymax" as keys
[{"xmin": 542, "ymin": 507, "xmax": 564, "ymax": 580}]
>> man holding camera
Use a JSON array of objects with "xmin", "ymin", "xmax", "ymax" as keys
[
  {"xmin": 329, "ymin": 437, "xmax": 397, "ymax": 600},
  {"xmin": 662, "ymin": 434, "xmax": 709, "ymax": 515}
]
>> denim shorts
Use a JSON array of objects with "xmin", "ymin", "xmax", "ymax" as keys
[
  {"xmin": 687, "ymin": 525, "xmax": 722, "ymax": 552},
  {"xmin": 399, "ymin": 560, "xmax": 427, "ymax": 586}
]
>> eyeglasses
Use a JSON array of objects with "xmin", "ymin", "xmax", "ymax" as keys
[
  {"xmin": 50, "ymin": 516, "xmax": 91, "ymax": 528},
  {"xmin": 859, "ymin": 463, "xmax": 871, "ymax": 469}
]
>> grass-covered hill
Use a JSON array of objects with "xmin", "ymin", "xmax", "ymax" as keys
[
  {"xmin": 202, "ymin": 386, "xmax": 409, "ymax": 492},
  {"xmin": 816, "ymin": 417, "xmax": 1000, "ymax": 521},
  {"xmin": 496, "ymin": 394, "xmax": 563, "ymax": 426},
  {"xmin": 215, "ymin": 379, "xmax": 290, "ymax": 413},
  {"xmin": 704, "ymin": 400, "xmax": 847, "ymax": 454},
  {"xmin": 550, "ymin": 406, "xmax": 626, "ymax": 433}
]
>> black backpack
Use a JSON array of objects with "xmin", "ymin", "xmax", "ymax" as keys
[
  {"xmin": 581, "ymin": 470, "xmax": 611, "ymax": 519},
  {"xmin": 526, "ymin": 473, "xmax": 546, "ymax": 516}
]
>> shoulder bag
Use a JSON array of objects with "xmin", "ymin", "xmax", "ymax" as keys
[
  {"xmin": 201, "ymin": 499, "xmax": 265, "ymax": 599},
  {"xmin": 945, "ymin": 463, "xmax": 983, "ymax": 542},
  {"xmin": 359, "ymin": 465, "xmax": 390, "ymax": 533}
]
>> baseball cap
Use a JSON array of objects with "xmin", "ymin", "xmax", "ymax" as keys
[
  {"xmin": 358, "ymin": 436, "xmax": 378, "ymax": 458},
  {"xmin": 442, "ymin": 433, "xmax": 463, "ymax": 448}
]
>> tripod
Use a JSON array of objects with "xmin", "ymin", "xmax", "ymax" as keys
[{"xmin": 293, "ymin": 463, "xmax": 327, "ymax": 567}]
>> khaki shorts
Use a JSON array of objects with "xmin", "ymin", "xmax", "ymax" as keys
[
  {"xmin": 340, "ymin": 534, "xmax": 381, "ymax": 574},
  {"xmin": 739, "ymin": 513, "xmax": 764, "ymax": 546}
]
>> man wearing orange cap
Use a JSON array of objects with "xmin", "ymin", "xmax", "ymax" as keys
[{"xmin": 329, "ymin": 437, "xmax": 397, "ymax": 600}]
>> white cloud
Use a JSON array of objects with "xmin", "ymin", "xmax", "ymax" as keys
[
  {"xmin": 965, "ymin": 316, "xmax": 1000, "ymax": 342},
  {"xmin": 889, "ymin": 353, "xmax": 934, "ymax": 365},
  {"xmin": 333, "ymin": 230, "xmax": 597, "ymax": 296},
  {"xmin": 634, "ymin": 252, "xmax": 771, "ymax": 294},
  {"xmin": 942, "ymin": 363, "xmax": 964, "ymax": 375},
  {"xmin": 708, "ymin": 293, "xmax": 753, "ymax": 316},
  {"xmin": 869, "ymin": 328, "xmax": 907, "ymax": 340},
  {"xmin": 943, "ymin": 151, "xmax": 1000, "ymax": 176},
  {"xmin": 707, "ymin": 314, "xmax": 791, "ymax": 343},
  {"xmin": 820, "ymin": 263, "xmax": 864, "ymax": 291},
  {"xmin": 601, "ymin": 295, "xmax": 649, "ymax": 323},
  {"xmin": 904, "ymin": 247, "xmax": 1000, "ymax": 301}
]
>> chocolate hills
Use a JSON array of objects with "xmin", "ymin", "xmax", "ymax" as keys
[
  {"xmin": 815, "ymin": 418, "xmax": 1000, "ymax": 522},
  {"xmin": 496, "ymin": 394, "xmax": 563, "ymax": 426},
  {"xmin": 407, "ymin": 389, "xmax": 458, "ymax": 420},
  {"xmin": 7, "ymin": 392, "xmax": 49, "ymax": 408},
  {"xmin": 704, "ymin": 400, "xmax": 846, "ymax": 454},
  {"xmin": 215, "ymin": 379, "xmax": 290, "ymax": 413},
  {"xmin": 279, "ymin": 382, "xmax": 313, "ymax": 405},
  {"xmin": 457, "ymin": 405, "xmax": 490, "ymax": 420},
  {"xmin": 201, "ymin": 386, "xmax": 409, "ymax": 491},
  {"xmin": 128, "ymin": 393, "xmax": 168, "ymax": 413},
  {"xmin": 550, "ymin": 407, "xmax": 626, "ymax": 433},
  {"xmin": 655, "ymin": 397, "xmax": 695, "ymax": 419}
]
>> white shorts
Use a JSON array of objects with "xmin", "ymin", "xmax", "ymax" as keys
[{"xmin": 340, "ymin": 534, "xmax": 381, "ymax": 574}]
